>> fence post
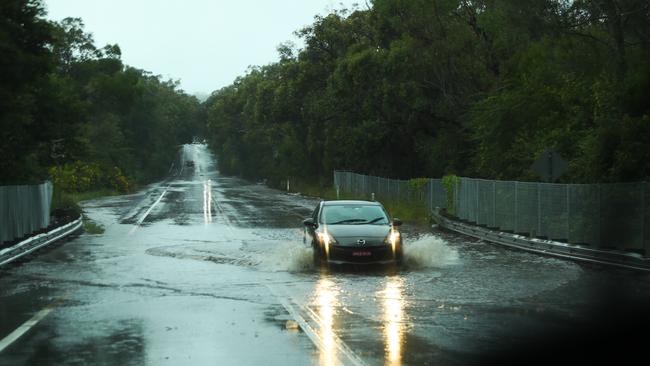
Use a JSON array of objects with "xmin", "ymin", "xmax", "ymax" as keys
[
  {"xmin": 430, "ymin": 179, "xmax": 434, "ymax": 211},
  {"xmin": 514, "ymin": 181, "xmax": 518, "ymax": 233},
  {"xmin": 397, "ymin": 180, "xmax": 400, "ymax": 200},
  {"xmin": 641, "ymin": 183, "xmax": 645, "ymax": 256},
  {"xmin": 475, "ymin": 180, "xmax": 479, "ymax": 224},
  {"xmin": 537, "ymin": 183, "xmax": 542, "ymax": 238},
  {"xmin": 597, "ymin": 184, "xmax": 601, "ymax": 247},
  {"xmin": 451, "ymin": 178, "xmax": 462, "ymax": 218},
  {"xmin": 376, "ymin": 176, "xmax": 380, "ymax": 199},
  {"xmin": 492, "ymin": 181, "xmax": 496, "ymax": 228},
  {"xmin": 641, "ymin": 182, "xmax": 650, "ymax": 258},
  {"xmin": 566, "ymin": 184, "xmax": 571, "ymax": 242}
]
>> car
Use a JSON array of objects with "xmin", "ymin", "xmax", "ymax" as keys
[
  {"xmin": 303, "ymin": 200, "xmax": 403, "ymax": 266},
  {"xmin": 185, "ymin": 160, "xmax": 195, "ymax": 167}
]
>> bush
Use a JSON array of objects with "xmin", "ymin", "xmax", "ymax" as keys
[
  {"xmin": 442, "ymin": 174, "xmax": 460, "ymax": 216},
  {"xmin": 49, "ymin": 161, "xmax": 131, "ymax": 194}
]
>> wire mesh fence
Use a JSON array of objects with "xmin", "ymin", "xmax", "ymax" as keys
[
  {"xmin": 334, "ymin": 171, "xmax": 650, "ymax": 256},
  {"xmin": 0, "ymin": 181, "xmax": 53, "ymax": 244},
  {"xmin": 334, "ymin": 171, "xmax": 447, "ymax": 212}
]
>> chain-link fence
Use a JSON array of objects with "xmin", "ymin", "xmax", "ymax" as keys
[
  {"xmin": 334, "ymin": 171, "xmax": 650, "ymax": 256},
  {"xmin": 0, "ymin": 181, "xmax": 53, "ymax": 244},
  {"xmin": 334, "ymin": 171, "xmax": 447, "ymax": 212}
]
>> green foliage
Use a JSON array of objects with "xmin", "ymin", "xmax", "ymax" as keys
[
  {"xmin": 0, "ymin": 3, "xmax": 201, "ymax": 194},
  {"xmin": 442, "ymin": 175, "xmax": 460, "ymax": 216},
  {"xmin": 383, "ymin": 200, "xmax": 430, "ymax": 227},
  {"xmin": 203, "ymin": 0, "xmax": 650, "ymax": 185},
  {"xmin": 49, "ymin": 161, "xmax": 102, "ymax": 192},
  {"xmin": 83, "ymin": 218, "xmax": 105, "ymax": 234},
  {"xmin": 49, "ymin": 162, "xmax": 130, "ymax": 194},
  {"xmin": 407, "ymin": 178, "xmax": 429, "ymax": 191}
]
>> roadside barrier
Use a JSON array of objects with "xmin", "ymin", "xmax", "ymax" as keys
[
  {"xmin": 0, "ymin": 216, "xmax": 82, "ymax": 267},
  {"xmin": 334, "ymin": 171, "xmax": 650, "ymax": 257},
  {"xmin": 0, "ymin": 181, "xmax": 53, "ymax": 244}
]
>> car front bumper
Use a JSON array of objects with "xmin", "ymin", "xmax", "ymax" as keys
[{"xmin": 325, "ymin": 244, "xmax": 400, "ymax": 264}]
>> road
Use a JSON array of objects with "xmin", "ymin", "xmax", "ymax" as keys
[{"xmin": 1, "ymin": 144, "xmax": 650, "ymax": 365}]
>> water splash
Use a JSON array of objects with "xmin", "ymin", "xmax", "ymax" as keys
[
  {"xmin": 403, "ymin": 234, "xmax": 459, "ymax": 269},
  {"xmin": 261, "ymin": 240, "xmax": 314, "ymax": 272}
]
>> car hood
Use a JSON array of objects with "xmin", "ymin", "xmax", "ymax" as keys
[{"xmin": 324, "ymin": 224, "xmax": 391, "ymax": 247}]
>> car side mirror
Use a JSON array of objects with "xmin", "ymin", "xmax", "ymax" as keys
[
  {"xmin": 303, "ymin": 218, "xmax": 317, "ymax": 228},
  {"xmin": 392, "ymin": 218, "xmax": 402, "ymax": 227}
]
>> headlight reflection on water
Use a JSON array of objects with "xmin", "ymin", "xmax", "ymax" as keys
[
  {"xmin": 383, "ymin": 277, "xmax": 405, "ymax": 365},
  {"xmin": 312, "ymin": 276, "xmax": 406, "ymax": 366},
  {"xmin": 315, "ymin": 278, "xmax": 338, "ymax": 366}
]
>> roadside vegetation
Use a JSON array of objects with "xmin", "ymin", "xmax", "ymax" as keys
[
  {"xmin": 0, "ymin": 1, "xmax": 203, "ymax": 213},
  {"xmin": 287, "ymin": 180, "xmax": 431, "ymax": 226},
  {"xmin": 204, "ymin": 0, "xmax": 650, "ymax": 186}
]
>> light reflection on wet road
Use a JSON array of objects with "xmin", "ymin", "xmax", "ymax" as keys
[{"xmin": 1, "ymin": 144, "xmax": 650, "ymax": 365}]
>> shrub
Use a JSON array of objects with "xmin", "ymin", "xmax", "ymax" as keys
[{"xmin": 442, "ymin": 174, "xmax": 461, "ymax": 216}]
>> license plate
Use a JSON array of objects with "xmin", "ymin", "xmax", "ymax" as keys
[{"xmin": 352, "ymin": 251, "xmax": 372, "ymax": 257}]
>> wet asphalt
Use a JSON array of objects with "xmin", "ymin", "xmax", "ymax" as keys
[{"xmin": 1, "ymin": 144, "xmax": 650, "ymax": 365}]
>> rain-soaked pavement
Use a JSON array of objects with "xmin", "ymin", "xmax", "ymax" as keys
[{"xmin": 2, "ymin": 144, "xmax": 650, "ymax": 365}]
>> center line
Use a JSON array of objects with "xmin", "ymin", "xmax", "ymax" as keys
[{"xmin": 129, "ymin": 188, "xmax": 168, "ymax": 235}]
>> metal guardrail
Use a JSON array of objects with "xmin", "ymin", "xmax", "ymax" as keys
[
  {"xmin": 432, "ymin": 209, "xmax": 650, "ymax": 271},
  {"xmin": 0, "ymin": 216, "xmax": 83, "ymax": 267},
  {"xmin": 334, "ymin": 171, "xmax": 650, "ymax": 257}
]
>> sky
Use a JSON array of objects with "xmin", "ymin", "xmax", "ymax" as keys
[{"xmin": 44, "ymin": 0, "xmax": 361, "ymax": 96}]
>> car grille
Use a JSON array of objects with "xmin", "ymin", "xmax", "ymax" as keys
[{"xmin": 328, "ymin": 244, "xmax": 395, "ymax": 263}]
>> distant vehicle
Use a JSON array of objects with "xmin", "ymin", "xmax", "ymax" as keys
[
  {"xmin": 185, "ymin": 160, "xmax": 195, "ymax": 167},
  {"xmin": 303, "ymin": 200, "xmax": 403, "ymax": 266}
]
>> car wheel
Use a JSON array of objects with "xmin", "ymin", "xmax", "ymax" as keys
[
  {"xmin": 312, "ymin": 248, "xmax": 320, "ymax": 266},
  {"xmin": 395, "ymin": 246, "xmax": 404, "ymax": 264}
]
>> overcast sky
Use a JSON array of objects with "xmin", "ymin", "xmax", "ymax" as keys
[{"xmin": 44, "ymin": 0, "xmax": 361, "ymax": 96}]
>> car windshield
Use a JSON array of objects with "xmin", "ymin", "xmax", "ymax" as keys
[{"xmin": 320, "ymin": 205, "xmax": 389, "ymax": 225}]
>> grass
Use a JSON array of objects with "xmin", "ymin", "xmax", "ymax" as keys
[
  {"xmin": 285, "ymin": 180, "xmax": 432, "ymax": 226},
  {"xmin": 51, "ymin": 188, "xmax": 120, "ymax": 213},
  {"xmin": 51, "ymin": 188, "xmax": 119, "ymax": 235},
  {"xmin": 83, "ymin": 219, "xmax": 105, "ymax": 234}
]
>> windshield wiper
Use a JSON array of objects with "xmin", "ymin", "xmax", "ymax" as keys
[
  {"xmin": 365, "ymin": 217, "xmax": 387, "ymax": 224},
  {"xmin": 328, "ymin": 218, "xmax": 367, "ymax": 225}
]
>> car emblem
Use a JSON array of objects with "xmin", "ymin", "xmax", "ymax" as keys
[{"xmin": 357, "ymin": 239, "xmax": 366, "ymax": 246}]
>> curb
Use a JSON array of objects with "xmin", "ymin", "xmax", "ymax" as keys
[
  {"xmin": 432, "ymin": 209, "xmax": 650, "ymax": 272},
  {"xmin": 0, "ymin": 217, "xmax": 83, "ymax": 267}
]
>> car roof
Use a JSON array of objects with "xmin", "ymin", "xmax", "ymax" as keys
[{"xmin": 321, "ymin": 200, "xmax": 381, "ymax": 206}]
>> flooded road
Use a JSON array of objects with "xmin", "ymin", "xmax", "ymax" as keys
[{"xmin": 1, "ymin": 144, "xmax": 650, "ymax": 365}]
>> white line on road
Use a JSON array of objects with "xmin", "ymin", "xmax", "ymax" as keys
[
  {"xmin": 128, "ymin": 188, "xmax": 168, "ymax": 235},
  {"xmin": 209, "ymin": 192, "xmax": 235, "ymax": 235},
  {"xmin": 0, "ymin": 308, "xmax": 53, "ymax": 353},
  {"xmin": 266, "ymin": 284, "xmax": 367, "ymax": 366},
  {"xmin": 0, "ymin": 293, "xmax": 70, "ymax": 353}
]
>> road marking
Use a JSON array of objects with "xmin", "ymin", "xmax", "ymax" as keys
[
  {"xmin": 129, "ymin": 188, "xmax": 168, "ymax": 235},
  {"xmin": 209, "ymin": 192, "xmax": 235, "ymax": 235},
  {"xmin": 266, "ymin": 284, "xmax": 367, "ymax": 366},
  {"xmin": 0, "ymin": 294, "xmax": 69, "ymax": 353}
]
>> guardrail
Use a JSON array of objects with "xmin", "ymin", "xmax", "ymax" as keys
[
  {"xmin": 0, "ymin": 216, "xmax": 83, "ymax": 267},
  {"xmin": 334, "ymin": 171, "xmax": 650, "ymax": 258}
]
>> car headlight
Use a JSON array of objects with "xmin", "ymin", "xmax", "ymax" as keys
[
  {"xmin": 385, "ymin": 229, "xmax": 400, "ymax": 247},
  {"xmin": 317, "ymin": 232, "xmax": 336, "ymax": 246},
  {"xmin": 317, "ymin": 231, "xmax": 336, "ymax": 256}
]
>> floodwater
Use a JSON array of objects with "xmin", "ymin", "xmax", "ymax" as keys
[{"xmin": 1, "ymin": 144, "xmax": 650, "ymax": 365}]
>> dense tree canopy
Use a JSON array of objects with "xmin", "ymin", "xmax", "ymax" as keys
[
  {"xmin": 204, "ymin": 0, "xmax": 650, "ymax": 185},
  {"xmin": 0, "ymin": 0, "xmax": 202, "ymax": 188}
]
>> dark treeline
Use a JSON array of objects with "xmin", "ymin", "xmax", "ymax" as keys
[
  {"xmin": 0, "ymin": 0, "xmax": 202, "ymax": 191},
  {"xmin": 204, "ymin": 0, "xmax": 650, "ymax": 185}
]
